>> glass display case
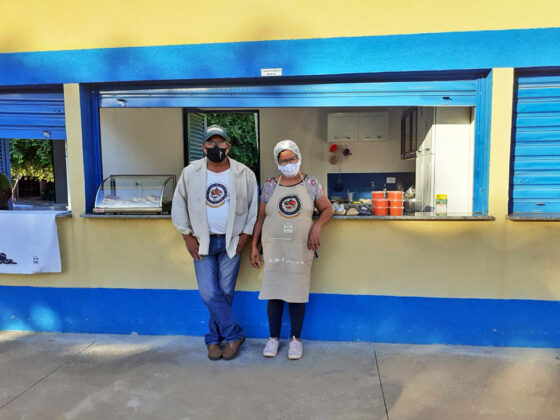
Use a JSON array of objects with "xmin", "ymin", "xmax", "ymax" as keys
[{"xmin": 93, "ymin": 175, "xmax": 176, "ymax": 214}]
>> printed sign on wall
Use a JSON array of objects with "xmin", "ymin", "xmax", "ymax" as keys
[{"xmin": 0, "ymin": 212, "xmax": 62, "ymax": 274}]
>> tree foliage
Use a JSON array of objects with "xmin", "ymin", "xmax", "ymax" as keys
[
  {"xmin": 206, "ymin": 113, "xmax": 259, "ymax": 175},
  {"xmin": 9, "ymin": 140, "xmax": 54, "ymax": 193}
]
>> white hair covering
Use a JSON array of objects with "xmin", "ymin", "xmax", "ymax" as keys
[{"xmin": 273, "ymin": 140, "xmax": 301, "ymax": 165}]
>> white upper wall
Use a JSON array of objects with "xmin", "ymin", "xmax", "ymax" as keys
[
  {"xmin": 99, "ymin": 107, "xmax": 413, "ymax": 189},
  {"xmin": 100, "ymin": 108, "xmax": 184, "ymax": 180},
  {"xmin": 259, "ymin": 107, "xmax": 415, "ymax": 187}
]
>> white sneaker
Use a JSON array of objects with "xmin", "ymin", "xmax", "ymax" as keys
[
  {"xmin": 263, "ymin": 338, "xmax": 280, "ymax": 357},
  {"xmin": 288, "ymin": 337, "xmax": 303, "ymax": 360}
]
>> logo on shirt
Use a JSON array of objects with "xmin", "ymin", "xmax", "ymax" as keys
[
  {"xmin": 206, "ymin": 183, "xmax": 228, "ymax": 208},
  {"xmin": 278, "ymin": 194, "xmax": 302, "ymax": 218}
]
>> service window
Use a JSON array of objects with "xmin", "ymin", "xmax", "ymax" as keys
[{"xmin": 91, "ymin": 77, "xmax": 490, "ymax": 217}]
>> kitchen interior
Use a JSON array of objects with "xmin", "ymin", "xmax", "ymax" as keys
[
  {"xmin": 322, "ymin": 106, "xmax": 475, "ymax": 217},
  {"xmin": 95, "ymin": 105, "xmax": 475, "ymax": 217}
]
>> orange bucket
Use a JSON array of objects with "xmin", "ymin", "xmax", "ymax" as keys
[
  {"xmin": 371, "ymin": 191, "xmax": 385, "ymax": 200},
  {"xmin": 389, "ymin": 206, "xmax": 403, "ymax": 216},
  {"xmin": 389, "ymin": 198, "xmax": 403, "ymax": 207},
  {"xmin": 387, "ymin": 191, "xmax": 404, "ymax": 200},
  {"xmin": 373, "ymin": 206, "xmax": 388, "ymax": 216},
  {"xmin": 373, "ymin": 198, "xmax": 388, "ymax": 207}
]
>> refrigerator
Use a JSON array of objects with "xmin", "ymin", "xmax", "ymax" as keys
[{"xmin": 415, "ymin": 107, "xmax": 474, "ymax": 214}]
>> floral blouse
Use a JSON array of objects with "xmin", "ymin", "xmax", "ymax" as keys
[{"xmin": 260, "ymin": 175, "xmax": 325, "ymax": 203}]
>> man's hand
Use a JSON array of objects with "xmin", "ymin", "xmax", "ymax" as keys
[
  {"xmin": 250, "ymin": 244, "xmax": 261, "ymax": 268},
  {"xmin": 308, "ymin": 225, "xmax": 322, "ymax": 251},
  {"xmin": 183, "ymin": 234, "xmax": 202, "ymax": 261},
  {"xmin": 236, "ymin": 233, "xmax": 251, "ymax": 255}
]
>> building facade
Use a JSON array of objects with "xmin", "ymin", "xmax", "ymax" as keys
[{"xmin": 1, "ymin": 1, "xmax": 560, "ymax": 347}]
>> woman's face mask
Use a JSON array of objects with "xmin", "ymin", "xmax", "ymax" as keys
[{"xmin": 278, "ymin": 161, "xmax": 301, "ymax": 177}]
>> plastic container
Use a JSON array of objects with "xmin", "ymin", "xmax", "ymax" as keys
[
  {"xmin": 389, "ymin": 206, "xmax": 404, "ymax": 216},
  {"xmin": 372, "ymin": 198, "xmax": 389, "ymax": 207},
  {"xmin": 387, "ymin": 191, "xmax": 404, "ymax": 200},
  {"xmin": 373, "ymin": 206, "xmax": 389, "ymax": 216},
  {"xmin": 389, "ymin": 199, "xmax": 403, "ymax": 207},
  {"xmin": 371, "ymin": 191, "xmax": 385, "ymax": 200}
]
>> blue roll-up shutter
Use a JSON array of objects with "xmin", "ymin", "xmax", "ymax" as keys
[
  {"xmin": 0, "ymin": 92, "xmax": 66, "ymax": 140},
  {"xmin": 511, "ymin": 74, "xmax": 560, "ymax": 213},
  {"xmin": 99, "ymin": 80, "xmax": 478, "ymax": 108}
]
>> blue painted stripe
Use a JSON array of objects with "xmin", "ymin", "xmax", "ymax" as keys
[
  {"xmin": 0, "ymin": 28, "xmax": 559, "ymax": 85},
  {"xmin": 1, "ymin": 285, "xmax": 559, "ymax": 348}
]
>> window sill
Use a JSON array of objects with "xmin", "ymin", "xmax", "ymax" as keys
[
  {"xmin": 330, "ymin": 213, "xmax": 494, "ymax": 221},
  {"xmin": 508, "ymin": 213, "xmax": 560, "ymax": 221},
  {"xmin": 2, "ymin": 209, "xmax": 72, "ymax": 218},
  {"xmin": 81, "ymin": 213, "xmax": 171, "ymax": 219},
  {"xmin": 80, "ymin": 212, "xmax": 495, "ymax": 221}
]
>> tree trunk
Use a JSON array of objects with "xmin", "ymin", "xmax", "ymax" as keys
[{"xmin": 11, "ymin": 175, "xmax": 21, "ymax": 199}]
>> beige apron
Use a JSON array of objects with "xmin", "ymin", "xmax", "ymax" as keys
[{"xmin": 258, "ymin": 176, "xmax": 315, "ymax": 303}]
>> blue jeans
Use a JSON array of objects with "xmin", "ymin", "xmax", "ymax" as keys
[{"xmin": 193, "ymin": 236, "xmax": 243, "ymax": 345}]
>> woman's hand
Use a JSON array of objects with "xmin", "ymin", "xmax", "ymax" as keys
[
  {"xmin": 250, "ymin": 244, "xmax": 261, "ymax": 268},
  {"xmin": 308, "ymin": 225, "xmax": 322, "ymax": 251},
  {"xmin": 183, "ymin": 234, "xmax": 202, "ymax": 261}
]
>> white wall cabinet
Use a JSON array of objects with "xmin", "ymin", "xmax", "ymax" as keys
[
  {"xmin": 327, "ymin": 113, "xmax": 357, "ymax": 142},
  {"xmin": 358, "ymin": 112, "xmax": 389, "ymax": 141},
  {"xmin": 328, "ymin": 111, "xmax": 389, "ymax": 142}
]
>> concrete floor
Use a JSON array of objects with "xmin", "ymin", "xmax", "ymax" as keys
[{"xmin": 0, "ymin": 332, "xmax": 559, "ymax": 420}]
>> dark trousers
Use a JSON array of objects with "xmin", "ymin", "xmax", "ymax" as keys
[{"xmin": 267, "ymin": 299, "xmax": 306, "ymax": 339}]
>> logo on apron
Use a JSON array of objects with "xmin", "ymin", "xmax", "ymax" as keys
[
  {"xmin": 206, "ymin": 183, "xmax": 228, "ymax": 208},
  {"xmin": 278, "ymin": 194, "xmax": 302, "ymax": 218}
]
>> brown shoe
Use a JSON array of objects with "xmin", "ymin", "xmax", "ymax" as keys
[
  {"xmin": 222, "ymin": 336, "xmax": 246, "ymax": 360},
  {"xmin": 207, "ymin": 344, "xmax": 223, "ymax": 361}
]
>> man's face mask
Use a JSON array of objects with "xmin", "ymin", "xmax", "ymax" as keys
[{"xmin": 205, "ymin": 142, "xmax": 228, "ymax": 163}]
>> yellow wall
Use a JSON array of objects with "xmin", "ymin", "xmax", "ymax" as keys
[
  {"xmin": 0, "ymin": 1, "xmax": 559, "ymax": 53},
  {"xmin": 1, "ymin": 70, "xmax": 560, "ymax": 302}
]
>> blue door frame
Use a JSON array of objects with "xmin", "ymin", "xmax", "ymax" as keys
[{"xmin": 81, "ymin": 72, "xmax": 492, "ymax": 214}]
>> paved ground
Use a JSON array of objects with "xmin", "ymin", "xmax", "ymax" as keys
[{"xmin": 0, "ymin": 332, "xmax": 559, "ymax": 420}]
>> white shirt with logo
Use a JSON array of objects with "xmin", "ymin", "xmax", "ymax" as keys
[{"xmin": 206, "ymin": 169, "xmax": 231, "ymax": 234}]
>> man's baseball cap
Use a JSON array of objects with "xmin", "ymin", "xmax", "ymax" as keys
[{"xmin": 203, "ymin": 124, "xmax": 229, "ymax": 142}]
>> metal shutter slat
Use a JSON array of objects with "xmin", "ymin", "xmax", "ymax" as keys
[{"xmin": 0, "ymin": 92, "xmax": 66, "ymax": 140}]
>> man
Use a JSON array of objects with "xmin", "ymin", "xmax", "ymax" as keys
[{"xmin": 172, "ymin": 124, "xmax": 258, "ymax": 361}]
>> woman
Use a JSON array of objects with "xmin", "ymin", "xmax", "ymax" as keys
[{"xmin": 251, "ymin": 140, "xmax": 333, "ymax": 360}]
